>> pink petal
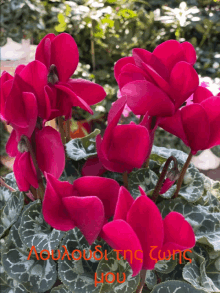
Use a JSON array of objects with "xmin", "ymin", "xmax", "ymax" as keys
[
  {"xmin": 67, "ymin": 79, "xmax": 106, "ymax": 105},
  {"xmin": 132, "ymin": 48, "xmax": 170, "ymax": 81},
  {"xmin": 159, "ymin": 112, "xmax": 188, "ymax": 145},
  {"xmin": 118, "ymin": 71, "xmax": 146, "ymax": 89},
  {"xmin": 126, "ymin": 194, "xmax": 164, "ymax": 270},
  {"xmin": 206, "ymin": 114, "xmax": 220, "ymax": 149},
  {"xmin": 100, "ymin": 220, "xmax": 143, "ymax": 276},
  {"xmin": 96, "ymin": 134, "xmax": 133, "ymax": 173},
  {"xmin": 0, "ymin": 71, "xmax": 13, "ymax": 116},
  {"xmin": 81, "ymin": 156, "xmax": 106, "ymax": 176},
  {"xmin": 180, "ymin": 42, "xmax": 197, "ymax": 65},
  {"xmin": 169, "ymin": 61, "xmax": 199, "ymax": 110},
  {"xmin": 72, "ymin": 176, "xmax": 120, "ymax": 219},
  {"xmin": 42, "ymin": 173, "xmax": 75, "ymax": 231},
  {"xmin": 193, "ymin": 86, "xmax": 213, "ymax": 104},
  {"xmin": 13, "ymin": 92, "xmax": 38, "ymax": 139},
  {"xmin": 141, "ymin": 62, "xmax": 171, "ymax": 97},
  {"xmin": 19, "ymin": 60, "xmax": 49, "ymax": 119},
  {"xmin": 62, "ymin": 196, "xmax": 105, "ymax": 245},
  {"xmin": 153, "ymin": 40, "xmax": 185, "ymax": 72},
  {"xmin": 107, "ymin": 95, "xmax": 126, "ymax": 125},
  {"xmin": 201, "ymin": 96, "xmax": 220, "ymax": 123},
  {"xmin": 181, "ymin": 104, "xmax": 210, "ymax": 153},
  {"xmin": 18, "ymin": 152, "xmax": 38, "ymax": 189},
  {"xmin": 13, "ymin": 153, "xmax": 30, "ymax": 191},
  {"xmin": 163, "ymin": 212, "xmax": 195, "ymax": 249},
  {"xmin": 114, "ymin": 187, "xmax": 134, "ymax": 221},
  {"xmin": 50, "ymin": 33, "xmax": 79, "ymax": 82},
  {"xmin": 114, "ymin": 57, "xmax": 135, "ymax": 82},
  {"xmin": 108, "ymin": 123, "xmax": 150, "ymax": 168},
  {"xmin": 15, "ymin": 64, "xmax": 26, "ymax": 75},
  {"xmin": 35, "ymin": 126, "xmax": 65, "ymax": 178},
  {"xmin": 121, "ymin": 80, "xmax": 175, "ymax": 116},
  {"xmin": 35, "ymin": 33, "xmax": 55, "ymax": 69},
  {"xmin": 4, "ymin": 75, "xmax": 34, "ymax": 128},
  {"xmin": 55, "ymin": 83, "xmax": 93, "ymax": 115},
  {"xmin": 6, "ymin": 130, "xmax": 18, "ymax": 157}
]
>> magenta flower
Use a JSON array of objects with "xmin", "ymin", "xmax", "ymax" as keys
[
  {"xmin": 30, "ymin": 33, "xmax": 107, "ymax": 120},
  {"xmin": 114, "ymin": 40, "xmax": 199, "ymax": 117},
  {"xmin": 160, "ymin": 86, "xmax": 220, "ymax": 154},
  {"xmin": 101, "ymin": 186, "xmax": 195, "ymax": 276},
  {"xmin": 42, "ymin": 174, "xmax": 120, "ymax": 244},
  {"xmin": 96, "ymin": 98, "xmax": 151, "ymax": 173},
  {"xmin": 6, "ymin": 126, "xmax": 65, "ymax": 191}
]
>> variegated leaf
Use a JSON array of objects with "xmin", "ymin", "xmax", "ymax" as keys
[
  {"xmin": 19, "ymin": 200, "xmax": 65, "ymax": 253},
  {"xmin": 2, "ymin": 236, "xmax": 57, "ymax": 292},
  {"xmin": 96, "ymin": 250, "xmax": 140, "ymax": 293},
  {"xmin": 65, "ymin": 129, "xmax": 100, "ymax": 161}
]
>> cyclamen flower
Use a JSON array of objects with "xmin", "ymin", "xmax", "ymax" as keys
[
  {"xmin": 96, "ymin": 97, "xmax": 151, "ymax": 173},
  {"xmin": 160, "ymin": 86, "xmax": 220, "ymax": 154},
  {"xmin": 42, "ymin": 174, "xmax": 120, "ymax": 245},
  {"xmin": 101, "ymin": 186, "xmax": 195, "ymax": 276},
  {"xmin": 114, "ymin": 40, "xmax": 199, "ymax": 117},
  {"xmin": 32, "ymin": 33, "xmax": 106, "ymax": 120},
  {"xmin": 6, "ymin": 126, "xmax": 65, "ymax": 191}
]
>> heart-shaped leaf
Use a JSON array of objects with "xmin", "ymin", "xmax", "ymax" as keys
[{"xmin": 19, "ymin": 200, "xmax": 65, "ymax": 253}]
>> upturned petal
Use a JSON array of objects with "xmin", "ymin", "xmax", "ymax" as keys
[
  {"xmin": 35, "ymin": 126, "xmax": 65, "ymax": 178},
  {"xmin": 169, "ymin": 61, "xmax": 199, "ymax": 109},
  {"xmin": 114, "ymin": 187, "xmax": 134, "ymax": 221},
  {"xmin": 114, "ymin": 57, "xmax": 135, "ymax": 82},
  {"xmin": 35, "ymin": 33, "xmax": 55, "ymax": 69},
  {"xmin": 100, "ymin": 220, "xmax": 143, "ymax": 276},
  {"xmin": 132, "ymin": 48, "xmax": 170, "ymax": 81},
  {"xmin": 72, "ymin": 176, "xmax": 120, "ymax": 219},
  {"xmin": 13, "ymin": 153, "xmax": 30, "ymax": 191},
  {"xmin": 18, "ymin": 152, "xmax": 38, "ymax": 189},
  {"xmin": 181, "ymin": 104, "xmax": 210, "ymax": 153},
  {"xmin": 107, "ymin": 123, "xmax": 150, "ymax": 168},
  {"xmin": 55, "ymin": 83, "xmax": 93, "ymax": 115},
  {"xmin": 126, "ymin": 192, "xmax": 164, "ymax": 270},
  {"xmin": 193, "ymin": 86, "xmax": 213, "ymax": 104},
  {"xmin": 62, "ymin": 196, "xmax": 105, "ymax": 245},
  {"xmin": 42, "ymin": 173, "xmax": 75, "ymax": 230},
  {"xmin": 162, "ymin": 212, "xmax": 195, "ymax": 250},
  {"xmin": 18, "ymin": 61, "xmax": 49, "ymax": 119},
  {"xmin": 67, "ymin": 79, "xmax": 106, "ymax": 105},
  {"xmin": 122, "ymin": 80, "xmax": 175, "ymax": 116},
  {"xmin": 50, "ymin": 33, "xmax": 79, "ymax": 82},
  {"xmin": 6, "ymin": 130, "xmax": 19, "ymax": 157},
  {"xmin": 180, "ymin": 42, "xmax": 197, "ymax": 65},
  {"xmin": 153, "ymin": 40, "xmax": 185, "ymax": 72}
]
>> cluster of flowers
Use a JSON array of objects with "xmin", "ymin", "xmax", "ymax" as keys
[
  {"xmin": 1, "ymin": 33, "xmax": 220, "ymax": 276},
  {"xmin": 0, "ymin": 33, "xmax": 106, "ymax": 191},
  {"xmin": 43, "ymin": 174, "xmax": 195, "ymax": 276}
]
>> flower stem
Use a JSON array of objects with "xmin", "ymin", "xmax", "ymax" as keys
[
  {"xmin": 174, "ymin": 152, "xmax": 193, "ymax": 198},
  {"xmin": 139, "ymin": 115, "xmax": 144, "ymax": 123},
  {"xmin": 151, "ymin": 156, "xmax": 178, "ymax": 202},
  {"xmin": 123, "ymin": 171, "xmax": 128, "ymax": 189},
  {"xmin": 66, "ymin": 119, "xmax": 71, "ymax": 143},
  {"xmin": 136, "ymin": 270, "xmax": 147, "ymax": 293},
  {"xmin": 58, "ymin": 116, "xmax": 66, "ymax": 145},
  {"xmin": 0, "ymin": 177, "xmax": 16, "ymax": 192}
]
